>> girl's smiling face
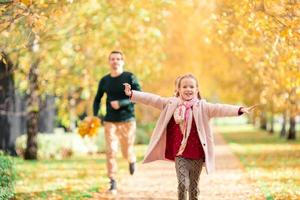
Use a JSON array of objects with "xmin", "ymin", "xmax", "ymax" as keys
[{"xmin": 178, "ymin": 77, "xmax": 198, "ymax": 101}]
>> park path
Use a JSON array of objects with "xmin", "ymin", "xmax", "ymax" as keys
[{"xmin": 90, "ymin": 129, "xmax": 265, "ymax": 200}]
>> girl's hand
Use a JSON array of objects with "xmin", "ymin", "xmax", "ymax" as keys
[
  {"xmin": 241, "ymin": 104, "xmax": 260, "ymax": 114},
  {"xmin": 123, "ymin": 83, "xmax": 132, "ymax": 96}
]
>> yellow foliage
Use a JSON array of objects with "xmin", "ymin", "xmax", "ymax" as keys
[
  {"xmin": 78, "ymin": 116, "xmax": 100, "ymax": 138},
  {"xmin": 1, "ymin": 0, "xmax": 299, "ymax": 123},
  {"xmin": 209, "ymin": 0, "xmax": 300, "ymax": 114},
  {"xmin": 20, "ymin": 0, "xmax": 32, "ymax": 6}
]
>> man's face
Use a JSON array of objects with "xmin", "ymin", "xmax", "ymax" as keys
[{"xmin": 109, "ymin": 53, "xmax": 124, "ymax": 71}]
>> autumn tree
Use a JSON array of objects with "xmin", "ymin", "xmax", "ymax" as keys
[{"xmin": 0, "ymin": 0, "xmax": 171, "ymax": 159}]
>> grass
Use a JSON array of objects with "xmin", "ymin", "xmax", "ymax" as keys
[
  {"xmin": 217, "ymin": 124, "xmax": 300, "ymax": 200},
  {"xmin": 14, "ymin": 145, "xmax": 147, "ymax": 200},
  {"xmin": 13, "ymin": 122, "xmax": 300, "ymax": 199}
]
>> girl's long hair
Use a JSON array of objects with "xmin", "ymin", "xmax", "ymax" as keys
[{"xmin": 175, "ymin": 74, "xmax": 202, "ymax": 99}]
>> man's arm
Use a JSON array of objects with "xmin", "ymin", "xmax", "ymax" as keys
[
  {"xmin": 115, "ymin": 73, "xmax": 141, "ymax": 109},
  {"xmin": 118, "ymin": 99, "xmax": 131, "ymax": 107},
  {"xmin": 130, "ymin": 73, "xmax": 141, "ymax": 91},
  {"xmin": 93, "ymin": 79, "xmax": 104, "ymax": 116}
]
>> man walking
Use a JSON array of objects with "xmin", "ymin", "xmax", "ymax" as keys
[{"xmin": 93, "ymin": 50, "xmax": 141, "ymax": 193}]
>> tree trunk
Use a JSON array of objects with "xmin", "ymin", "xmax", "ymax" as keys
[
  {"xmin": 260, "ymin": 112, "xmax": 267, "ymax": 130},
  {"xmin": 287, "ymin": 116, "xmax": 296, "ymax": 140},
  {"xmin": 248, "ymin": 113, "xmax": 255, "ymax": 124},
  {"xmin": 268, "ymin": 113, "xmax": 274, "ymax": 134},
  {"xmin": 280, "ymin": 113, "xmax": 286, "ymax": 138},
  {"xmin": 24, "ymin": 60, "xmax": 39, "ymax": 160},
  {"xmin": 38, "ymin": 95, "xmax": 55, "ymax": 133},
  {"xmin": 0, "ymin": 52, "xmax": 15, "ymax": 154}
]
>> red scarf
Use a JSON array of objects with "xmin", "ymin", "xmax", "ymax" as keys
[{"xmin": 173, "ymin": 97, "xmax": 198, "ymax": 155}]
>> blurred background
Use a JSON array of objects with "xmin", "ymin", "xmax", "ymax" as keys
[{"xmin": 0, "ymin": 0, "xmax": 299, "ymax": 199}]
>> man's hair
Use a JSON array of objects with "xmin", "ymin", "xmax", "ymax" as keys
[{"xmin": 109, "ymin": 50, "xmax": 124, "ymax": 60}]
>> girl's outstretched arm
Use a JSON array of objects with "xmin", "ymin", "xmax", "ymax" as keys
[
  {"xmin": 204, "ymin": 101, "xmax": 260, "ymax": 118},
  {"xmin": 123, "ymin": 83, "xmax": 169, "ymax": 110},
  {"xmin": 239, "ymin": 105, "xmax": 260, "ymax": 114}
]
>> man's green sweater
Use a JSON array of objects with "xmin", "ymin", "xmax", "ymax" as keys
[{"xmin": 93, "ymin": 71, "xmax": 141, "ymax": 122}]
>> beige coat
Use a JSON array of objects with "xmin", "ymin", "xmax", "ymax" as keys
[{"xmin": 131, "ymin": 90, "xmax": 242, "ymax": 174}]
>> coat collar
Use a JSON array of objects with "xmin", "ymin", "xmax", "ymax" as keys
[
  {"xmin": 161, "ymin": 98, "xmax": 179, "ymax": 126},
  {"xmin": 162, "ymin": 98, "xmax": 201, "ymax": 130}
]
